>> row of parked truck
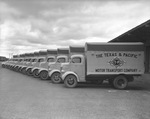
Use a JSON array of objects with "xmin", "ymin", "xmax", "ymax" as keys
[{"xmin": 1, "ymin": 42, "xmax": 145, "ymax": 89}]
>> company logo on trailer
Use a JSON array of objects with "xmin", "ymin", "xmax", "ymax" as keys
[{"xmin": 109, "ymin": 57, "xmax": 125, "ymax": 68}]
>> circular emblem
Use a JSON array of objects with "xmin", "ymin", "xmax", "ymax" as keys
[{"xmin": 109, "ymin": 57, "xmax": 125, "ymax": 68}]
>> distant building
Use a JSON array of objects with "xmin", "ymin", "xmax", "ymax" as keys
[
  {"xmin": 0, "ymin": 56, "xmax": 8, "ymax": 61},
  {"xmin": 109, "ymin": 19, "xmax": 150, "ymax": 73}
]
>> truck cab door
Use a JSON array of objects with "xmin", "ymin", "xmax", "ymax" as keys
[{"xmin": 70, "ymin": 56, "xmax": 85, "ymax": 82}]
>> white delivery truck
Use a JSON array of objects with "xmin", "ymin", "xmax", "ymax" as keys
[
  {"xmin": 32, "ymin": 49, "xmax": 57, "ymax": 80},
  {"xmin": 49, "ymin": 48, "xmax": 69, "ymax": 83},
  {"xmin": 61, "ymin": 42, "xmax": 145, "ymax": 89},
  {"xmin": 50, "ymin": 46, "xmax": 84, "ymax": 84}
]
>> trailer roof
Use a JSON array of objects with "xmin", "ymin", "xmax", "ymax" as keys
[
  {"xmin": 86, "ymin": 42, "xmax": 144, "ymax": 51},
  {"xmin": 109, "ymin": 19, "xmax": 150, "ymax": 43},
  {"xmin": 34, "ymin": 52, "xmax": 39, "ymax": 56},
  {"xmin": 69, "ymin": 46, "xmax": 84, "ymax": 53},
  {"xmin": 47, "ymin": 49, "xmax": 57, "ymax": 55},
  {"xmin": 57, "ymin": 48, "xmax": 69, "ymax": 54},
  {"xmin": 39, "ymin": 50, "xmax": 47, "ymax": 55}
]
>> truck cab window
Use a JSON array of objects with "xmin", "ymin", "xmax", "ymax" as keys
[
  {"xmin": 72, "ymin": 57, "xmax": 81, "ymax": 63},
  {"xmin": 57, "ymin": 58, "xmax": 65, "ymax": 63},
  {"xmin": 32, "ymin": 59, "xmax": 37, "ymax": 62},
  {"xmin": 39, "ymin": 58, "xmax": 44, "ymax": 62},
  {"xmin": 47, "ymin": 58, "xmax": 54, "ymax": 62}
]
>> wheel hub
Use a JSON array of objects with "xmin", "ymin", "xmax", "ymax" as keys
[{"xmin": 68, "ymin": 78, "xmax": 74, "ymax": 85}]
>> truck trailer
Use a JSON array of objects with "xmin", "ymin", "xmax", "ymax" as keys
[{"xmin": 61, "ymin": 42, "xmax": 145, "ymax": 89}]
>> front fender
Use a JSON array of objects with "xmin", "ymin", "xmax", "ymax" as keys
[
  {"xmin": 26, "ymin": 67, "xmax": 33, "ymax": 71},
  {"xmin": 38, "ymin": 68, "xmax": 48, "ymax": 74},
  {"xmin": 62, "ymin": 71, "xmax": 79, "ymax": 82},
  {"xmin": 31, "ymin": 67, "xmax": 39, "ymax": 72},
  {"xmin": 21, "ymin": 66, "xmax": 27, "ymax": 69},
  {"xmin": 49, "ymin": 69, "xmax": 60, "ymax": 77}
]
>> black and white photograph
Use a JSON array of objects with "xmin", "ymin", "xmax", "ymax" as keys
[{"xmin": 0, "ymin": 0, "xmax": 150, "ymax": 119}]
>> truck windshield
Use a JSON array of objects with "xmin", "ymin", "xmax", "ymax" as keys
[
  {"xmin": 47, "ymin": 58, "xmax": 55, "ymax": 62},
  {"xmin": 32, "ymin": 59, "xmax": 37, "ymax": 62},
  {"xmin": 27, "ymin": 59, "xmax": 31, "ymax": 62},
  {"xmin": 19, "ymin": 59, "xmax": 22, "ymax": 62},
  {"xmin": 57, "ymin": 58, "xmax": 65, "ymax": 63},
  {"xmin": 38, "ymin": 58, "xmax": 44, "ymax": 62},
  {"xmin": 71, "ymin": 57, "xmax": 81, "ymax": 63}
]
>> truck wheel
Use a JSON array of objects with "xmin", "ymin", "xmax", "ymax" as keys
[
  {"xmin": 33, "ymin": 69, "xmax": 39, "ymax": 78},
  {"xmin": 113, "ymin": 75, "xmax": 128, "ymax": 90},
  {"xmin": 15, "ymin": 66, "xmax": 18, "ymax": 71},
  {"xmin": 27, "ymin": 68, "xmax": 32, "ymax": 76},
  {"xmin": 22, "ymin": 68, "xmax": 26, "ymax": 74},
  {"xmin": 2, "ymin": 64, "xmax": 5, "ymax": 68},
  {"xmin": 40, "ymin": 71, "xmax": 48, "ymax": 80},
  {"xmin": 64, "ymin": 75, "xmax": 78, "ymax": 88},
  {"xmin": 51, "ymin": 72, "xmax": 61, "ymax": 84}
]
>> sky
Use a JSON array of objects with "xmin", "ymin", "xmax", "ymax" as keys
[{"xmin": 0, "ymin": 0, "xmax": 150, "ymax": 57}]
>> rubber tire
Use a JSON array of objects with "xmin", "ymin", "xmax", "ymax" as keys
[
  {"xmin": 2, "ymin": 64, "xmax": 5, "ymax": 68},
  {"xmin": 51, "ymin": 72, "xmax": 61, "ymax": 84},
  {"xmin": 22, "ymin": 68, "xmax": 26, "ymax": 74},
  {"xmin": 15, "ymin": 66, "xmax": 18, "ymax": 71},
  {"xmin": 33, "ymin": 69, "xmax": 40, "ymax": 78},
  {"xmin": 40, "ymin": 71, "xmax": 48, "ymax": 80},
  {"xmin": 64, "ymin": 75, "xmax": 78, "ymax": 88},
  {"xmin": 27, "ymin": 68, "xmax": 32, "ymax": 76},
  {"xmin": 113, "ymin": 75, "xmax": 128, "ymax": 90}
]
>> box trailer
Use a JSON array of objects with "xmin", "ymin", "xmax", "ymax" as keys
[
  {"xmin": 50, "ymin": 46, "xmax": 84, "ymax": 84},
  {"xmin": 61, "ymin": 42, "xmax": 145, "ymax": 89}
]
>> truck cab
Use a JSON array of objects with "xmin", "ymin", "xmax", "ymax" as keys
[
  {"xmin": 61, "ymin": 54, "xmax": 85, "ymax": 87},
  {"xmin": 50, "ymin": 46, "xmax": 84, "ymax": 84},
  {"xmin": 1, "ymin": 59, "xmax": 10, "ymax": 68},
  {"xmin": 49, "ymin": 55, "xmax": 69, "ymax": 83},
  {"xmin": 10, "ymin": 58, "xmax": 18, "ymax": 70},
  {"xmin": 14, "ymin": 58, "xmax": 24, "ymax": 71},
  {"xmin": 33, "ymin": 55, "xmax": 56, "ymax": 80},
  {"xmin": 21, "ymin": 58, "xmax": 33, "ymax": 74},
  {"xmin": 25, "ymin": 57, "xmax": 39, "ymax": 76},
  {"xmin": 21, "ymin": 52, "xmax": 39, "ymax": 74},
  {"xmin": 19, "ymin": 58, "xmax": 29, "ymax": 72},
  {"xmin": 26, "ymin": 57, "xmax": 45, "ymax": 76}
]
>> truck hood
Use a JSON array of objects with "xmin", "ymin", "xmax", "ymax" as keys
[{"xmin": 61, "ymin": 62, "xmax": 70, "ymax": 73}]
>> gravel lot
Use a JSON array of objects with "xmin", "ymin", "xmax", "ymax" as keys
[{"xmin": 0, "ymin": 63, "xmax": 150, "ymax": 119}]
